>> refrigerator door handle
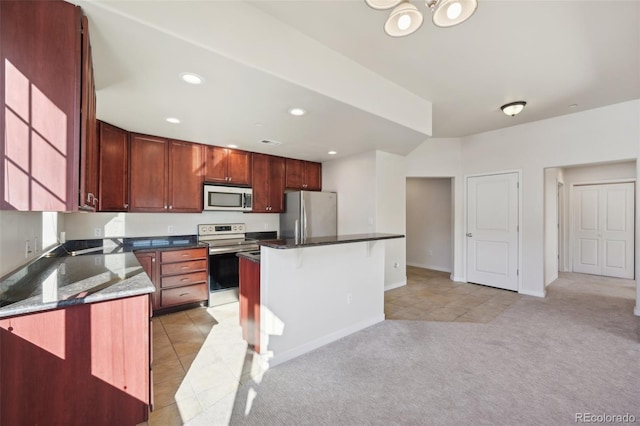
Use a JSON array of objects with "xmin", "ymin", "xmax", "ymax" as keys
[{"xmin": 301, "ymin": 202, "xmax": 307, "ymax": 241}]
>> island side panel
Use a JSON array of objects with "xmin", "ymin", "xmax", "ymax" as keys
[{"xmin": 260, "ymin": 241, "xmax": 385, "ymax": 366}]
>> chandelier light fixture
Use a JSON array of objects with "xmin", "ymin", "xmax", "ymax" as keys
[
  {"xmin": 366, "ymin": 0, "xmax": 478, "ymax": 37},
  {"xmin": 501, "ymin": 101, "xmax": 526, "ymax": 117}
]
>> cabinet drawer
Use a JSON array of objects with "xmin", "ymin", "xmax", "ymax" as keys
[
  {"xmin": 161, "ymin": 283, "xmax": 208, "ymax": 307},
  {"xmin": 161, "ymin": 248, "xmax": 207, "ymax": 263},
  {"xmin": 160, "ymin": 271, "xmax": 207, "ymax": 288},
  {"xmin": 161, "ymin": 259, "xmax": 207, "ymax": 276}
]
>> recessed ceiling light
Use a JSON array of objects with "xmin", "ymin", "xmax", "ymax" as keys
[
  {"xmin": 569, "ymin": 104, "xmax": 578, "ymax": 108},
  {"xmin": 328, "ymin": 150, "xmax": 337, "ymax": 155},
  {"xmin": 180, "ymin": 72, "xmax": 204, "ymax": 85},
  {"xmin": 227, "ymin": 144, "xmax": 238, "ymax": 148},
  {"xmin": 288, "ymin": 107, "xmax": 306, "ymax": 116},
  {"xmin": 166, "ymin": 117, "xmax": 181, "ymax": 124}
]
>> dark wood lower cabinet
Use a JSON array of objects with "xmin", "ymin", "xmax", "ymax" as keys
[
  {"xmin": 239, "ymin": 257, "xmax": 261, "ymax": 352},
  {"xmin": 0, "ymin": 294, "xmax": 151, "ymax": 425}
]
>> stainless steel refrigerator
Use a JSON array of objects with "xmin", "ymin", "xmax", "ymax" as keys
[{"xmin": 280, "ymin": 191, "xmax": 337, "ymax": 240}]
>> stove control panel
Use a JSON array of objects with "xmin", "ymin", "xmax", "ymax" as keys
[{"xmin": 198, "ymin": 223, "xmax": 246, "ymax": 236}]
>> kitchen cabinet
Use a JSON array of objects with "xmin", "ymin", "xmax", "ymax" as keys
[
  {"xmin": 1, "ymin": 0, "xmax": 95, "ymax": 211},
  {"xmin": 98, "ymin": 121, "xmax": 129, "ymax": 211},
  {"xmin": 129, "ymin": 135, "xmax": 203, "ymax": 212},
  {"xmin": 168, "ymin": 140, "xmax": 204, "ymax": 212},
  {"xmin": 0, "ymin": 294, "xmax": 151, "ymax": 425},
  {"xmin": 239, "ymin": 256, "xmax": 261, "ymax": 353},
  {"xmin": 251, "ymin": 153, "xmax": 285, "ymax": 213},
  {"xmin": 285, "ymin": 159, "xmax": 322, "ymax": 191},
  {"xmin": 79, "ymin": 15, "xmax": 99, "ymax": 211},
  {"xmin": 138, "ymin": 247, "xmax": 209, "ymax": 313},
  {"xmin": 204, "ymin": 146, "xmax": 252, "ymax": 186}
]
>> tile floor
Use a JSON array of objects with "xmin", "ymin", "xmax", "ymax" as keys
[
  {"xmin": 384, "ymin": 266, "xmax": 521, "ymax": 322},
  {"xmin": 139, "ymin": 266, "xmax": 521, "ymax": 425}
]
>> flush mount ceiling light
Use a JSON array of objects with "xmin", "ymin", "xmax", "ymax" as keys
[
  {"xmin": 227, "ymin": 144, "xmax": 238, "ymax": 148},
  {"xmin": 166, "ymin": 117, "xmax": 181, "ymax": 124},
  {"xmin": 366, "ymin": 0, "xmax": 477, "ymax": 37},
  {"xmin": 180, "ymin": 72, "xmax": 204, "ymax": 85},
  {"xmin": 501, "ymin": 101, "xmax": 526, "ymax": 117},
  {"xmin": 288, "ymin": 107, "xmax": 306, "ymax": 116},
  {"xmin": 328, "ymin": 150, "xmax": 338, "ymax": 155}
]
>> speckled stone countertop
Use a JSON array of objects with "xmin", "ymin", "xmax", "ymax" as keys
[
  {"xmin": 0, "ymin": 235, "xmax": 206, "ymax": 319},
  {"xmin": 257, "ymin": 233, "xmax": 404, "ymax": 249},
  {"xmin": 237, "ymin": 251, "xmax": 261, "ymax": 263}
]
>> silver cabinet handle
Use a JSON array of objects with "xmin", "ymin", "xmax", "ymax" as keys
[
  {"xmin": 169, "ymin": 205, "xmax": 173, "ymax": 210},
  {"xmin": 124, "ymin": 203, "xmax": 129, "ymax": 208},
  {"xmin": 466, "ymin": 233, "xmax": 473, "ymax": 237}
]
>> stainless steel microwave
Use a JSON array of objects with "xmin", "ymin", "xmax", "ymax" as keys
[{"xmin": 203, "ymin": 185, "xmax": 253, "ymax": 211}]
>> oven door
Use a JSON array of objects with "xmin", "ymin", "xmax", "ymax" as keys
[{"xmin": 209, "ymin": 251, "xmax": 240, "ymax": 292}]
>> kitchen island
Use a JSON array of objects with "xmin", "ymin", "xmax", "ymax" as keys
[{"xmin": 256, "ymin": 233, "xmax": 403, "ymax": 366}]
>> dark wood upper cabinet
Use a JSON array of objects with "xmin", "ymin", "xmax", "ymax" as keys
[
  {"xmin": 285, "ymin": 159, "xmax": 322, "ymax": 191},
  {"xmin": 79, "ymin": 15, "xmax": 98, "ymax": 211},
  {"xmin": 129, "ymin": 135, "xmax": 168, "ymax": 212},
  {"xmin": 204, "ymin": 146, "xmax": 251, "ymax": 186},
  {"xmin": 252, "ymin": 153, "xmax": 285, "ymax": 213},
  {"xmin": 98, "ymin": 121, "xmax": 129, "ymax": 212},
  {"xmin": 1, "ymin": 0, "xmax": 90, "ymax": 211},
  {"xmin": 168, "ymin": 140, "xmax": 203, "ymax": 212},
  {"xmin": 129, "ymin": 135, "xmax": 203, "ymax": 213}
]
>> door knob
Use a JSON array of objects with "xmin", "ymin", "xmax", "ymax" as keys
[{"xmin": 466, "ymin": 233, "xmax": 473, "ymax": 237}]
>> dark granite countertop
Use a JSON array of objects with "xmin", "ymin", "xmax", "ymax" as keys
[
  {"xmin": 237, "ymin": 251, "xmax": 261, "ymax": 263},
  {"xmin": 0, "ymin": 235, "xmax": 209, "ymax": 319},
  {"xmin": 257, "ymin": 233, "xmax": 405, "ymax": 249}
]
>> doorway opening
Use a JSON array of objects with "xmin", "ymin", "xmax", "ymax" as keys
[{"xmin": 406, "ymin": 177, "xmax": 454, "ymax": 274}]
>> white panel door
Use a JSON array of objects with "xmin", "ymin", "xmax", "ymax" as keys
[
  {"xmin": 466, "ymin": 173, "xmax": 519, "ymax": 291},
  {"xmin": 572, "ymin": 182, "xmax": 635, "ymax": 279}
]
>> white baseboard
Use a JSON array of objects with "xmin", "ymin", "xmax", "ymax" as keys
[
  {"xmin": 267, "ymin": 315, "xmax": 385, "ymax": 368},
  {"xmin": 519, "ymin": 288, "xmax": 546, "ymax": 298},
  {"xmin": 451, "ymin": 275, "xmax": 465, "ymax": 283},
  {"xmin": 384, "ymin": 278, "xmax": 407, "ymax": 292},
  {"xmin": 406, "ymin": 262, "xmax": 451, "ymax": 273}
]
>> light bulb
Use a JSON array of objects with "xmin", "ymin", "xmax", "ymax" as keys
[
  {"xmin": 447, "ymin": 2, "xmax": 462, "ymax": 20},
  {"xmin": 397, "ymin": 13, "xmax": 412, "ymax": 30}
]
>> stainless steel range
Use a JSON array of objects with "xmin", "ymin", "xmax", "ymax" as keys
[{"xmin": 197, "ymin": 223, "xmax": 259, "ymax": 306}]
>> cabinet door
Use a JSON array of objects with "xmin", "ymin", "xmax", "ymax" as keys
[
  {"xmin": 79, "ymin": 16, "xmax": 98, "ymax": 211},
  {"xmin": 129, "ymin": 135, "xmax": 168, "ymax": 212},
  {"xmin": 304, "ymin": 161, "xmax": 322, "ymax": 191},
  {"xmin": 268, "ymin": 156, "xmax": 285, "ymax": 213},
  {"xmin": 98, "ymin": 122, "xmax": 129, "ymax": 212},
  {"xmin": 204, "ymin": 146, "xmax": 228, "ymax": 184},
  {"xmin": 168, "ymin": 140, "xmax": 203, "ymax": 212},
  {"xmin": 285, "ymin": 158, "xmax": 304, "ymax": 190},
  {"xmin": 1, "ymin": 0, "xmax": 82, "ymax": 211},
  {"xmin": 251, "ymin": 153, "xmax": 271, "ymax": 212},
  {"xmin": 227, "ymin": 149, "xmax": 252, "ymax": 186},
  {"xmin": 135, "ymin": 251, "xmax": 158, "ymax": 309}
]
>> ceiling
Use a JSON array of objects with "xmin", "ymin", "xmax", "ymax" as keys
[{"xmin": 72, "ymin": 0, "xmax": 640, "ymax": 163}]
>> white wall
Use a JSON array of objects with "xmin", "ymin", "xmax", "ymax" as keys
[
  {"xmin": 406, "ymin": 178, "xmax": 452, "ymax": 272},
  {"xmin": 62, "ymin": 211, "xmax": 279, "ymax": 240},
  {"xmin": 407, "ymin": 100, "xmax": 640, "ymax": 298},
  {"xmin": 375, "ymin": 151, "xmax": 407, "ymax": 289},
  {"xmin": 0, "ymin": 211, "xmax": 61, "ymax": 277},
  {"xmin": 322, "ymin": 151, "xmax": 376, "ymax": 235},
  {"xmin": 543, "ymin": 168, "xmax": 561, "ymax": 286},
  {"xmin": 406, "ymin": 138, "xmax": 464, "ymax": 281},
  {"xmin": 323, "ymin": 150, "xmax": 407, "ymax": 289}
]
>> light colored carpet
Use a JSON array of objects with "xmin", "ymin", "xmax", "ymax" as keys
[{"xmin": 208, "ymin": 273, "xmax": 640, "ymax": 425}]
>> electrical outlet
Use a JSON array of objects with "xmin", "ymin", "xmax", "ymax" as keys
[
  {"xmin": 168, "ymin": 225, "xmax": 174, "ymax": 234},
  {"xmin": 94, "ymin": 228, "xmax": 101, "ymax": 237},
  {"xmin": 347, "ymin": 293, "xmax": 352, "ymax": 305},
  {"xmin": 34, "ymin": 237, "xmax": 39, "ymax": 253},
  {"xmin": 25, "ymin": 240, "xmax": 31, "ymax": 258},
  {"xmin": 393, "ymin": 262, "xmax": 399, "ymax": 268}
]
